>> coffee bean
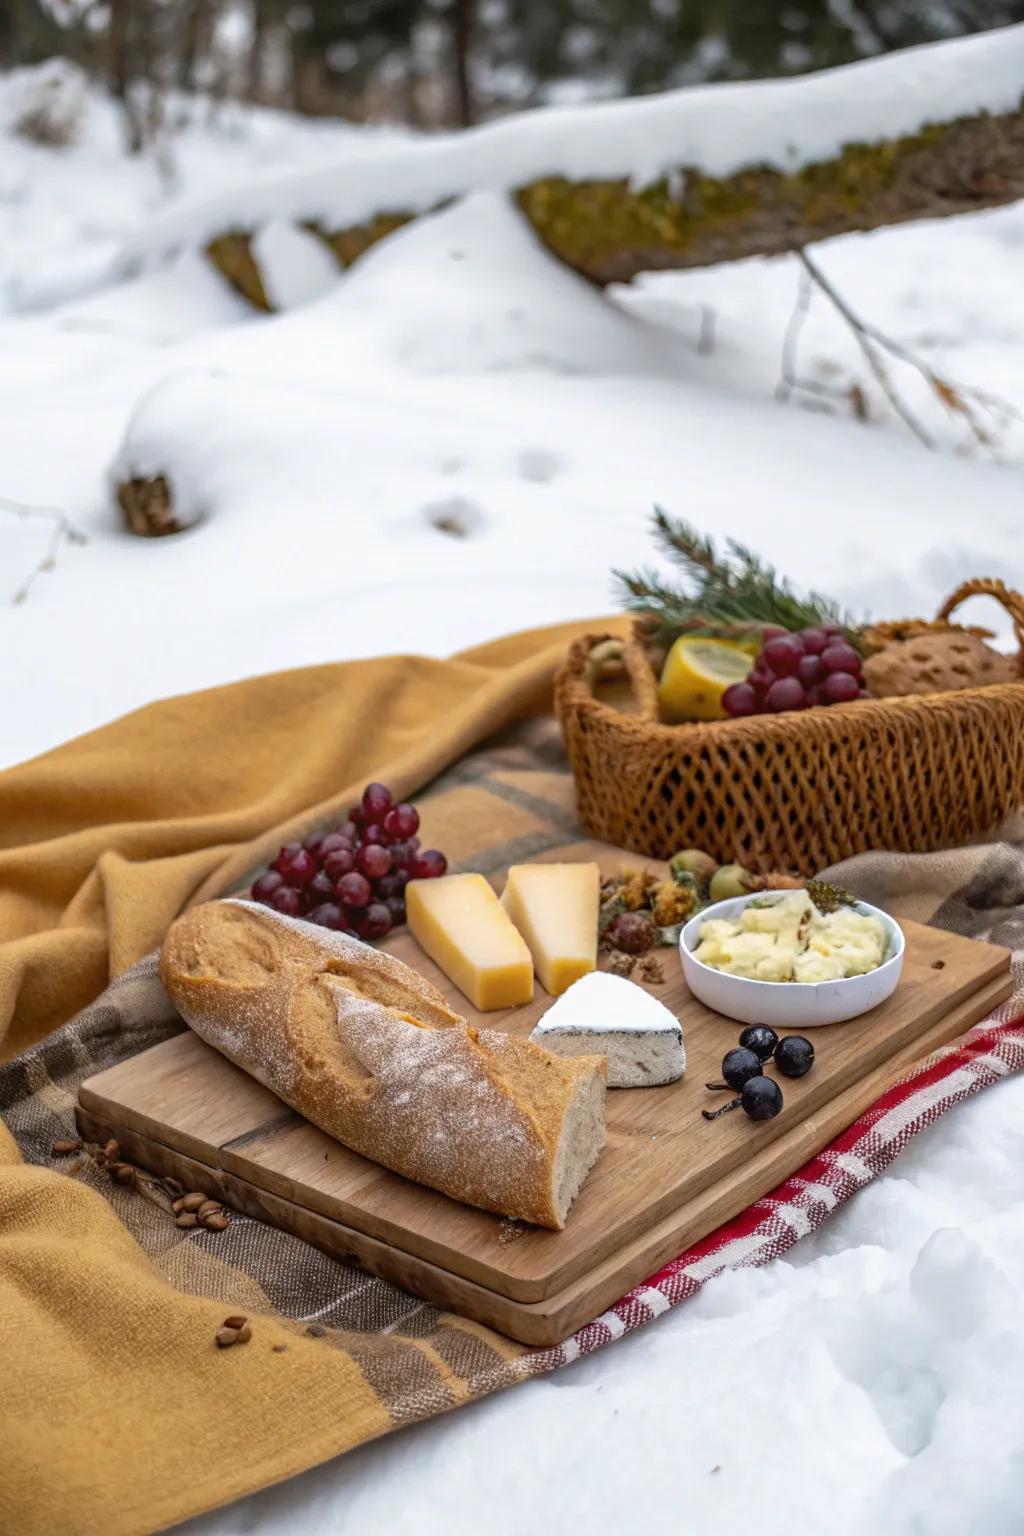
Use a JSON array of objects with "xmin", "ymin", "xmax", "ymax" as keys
[
  {"xmin": 197, "ymin": 1200, "xmax": 222, "ymax": 1218},
  {"xmin": 235, "ymin": 1323, "xmax": 252, "ymax": 1344},
  {"xmin": 180, "ymin": 1192, "xmax": 207, "ymax": 1213},
  {"xmin": 103, "ymin": 1138, "xmax": 120, "ymax": 1162},
  {"xmin": 110, "ymin": 1163, "xmax": 135, "ymax": 1184},
  {"xmin": 215, "ymin": 1327, "xmax": 239, "ymax": 1348},
  {"xmin": 223, "ymin": 1315, "xmax": 248, "ymax": 1331},
  {"xmin": 176, "ymin": 1212, "xmax": 199, "ymax": 1229},
  {"xmin": 204, "ymin": 1213, "xmax": 229, "ymax": 1232},
  {"xmin": 51, "ymin": 1139, "xmax": 81, "ymax": 1156}
]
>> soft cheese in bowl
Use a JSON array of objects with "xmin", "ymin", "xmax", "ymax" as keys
[{"xmin": 680, "ymin": 889, "xmax": 904, "ymax": 1027}]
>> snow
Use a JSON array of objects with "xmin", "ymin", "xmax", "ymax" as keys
[
  {"xmin": 3, "ymin": 58, "xmax": 1024, "ymax": 1536},
  {"xmin": 120, "ymin": 23, "xmax": 1024, "ymax": 268}
]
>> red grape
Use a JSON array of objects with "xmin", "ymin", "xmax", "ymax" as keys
[
  {"xmin": 383, "ymin": 803, "xmax": 420, "ymax": 841},
  {"xmin": 303, "ymin": 831, "xmax": 325, "ymax": 856},
  {"xmin": 338, "ymin": 821, "xmax": 359, "ymax": 843},
  {"xmin": 276, "ymin": 848, "xmax": 318, "ymax": 887},
  {"xmin": 324, "ymin": 847, "xmax": 355, "ymax": 881},
  {"xmin": 384, "ymin": 896, "xmax": 407, "ymax": 927},
  {"xmin": 722, "ymin": 682, "xmax": 759, "ymax": 718},
  {"xmin": 336, "ymin": 871, "xmax": 372, "ymax": 908},
  {"xmin": 361, "ymin": 824, "xmax": 385, "ymax": 846},
  {"xmin": 362, "ymin": 783, "xmax": 394, "ymax": 822},
  {"xmin": 319, "ymin": 831, "xmax": 354, "ymax": 859},
  {"xmin": 358, "ymin": 902, "xmax": 393, "ymax": 940},
  {"xmin": 252, "ymin": 870, "xmax": 284, "ymax": 903},
  {"xmin": 271, "ymin": 842, "xmax": 302, "ymax": 873},
  {"xmin": 307, "ymin": 902, "xmax": 350, "ymax": 931},
  {"xmin": 766, "ymin": 677, "xmax": 808, "ymax": 712},
  {"xmin": 799, "ymin": 628, "xmax": 828, "ymax": 656},
  {"xmin": 821, "ymin": 670, "xmax": 860, "ymax": 704},
  {"xmin": 269, "ymin": 885, "xmax": 303, "ymax": 916},
  {"xmin": 357, "ymin": 843, "xmax": 392, "ymax": 880},
  {"xmin": 762, "ymin": 635, "xmax": 804, "ymax": 676},
  {"xmin": 308, "ymin": 870, "xmax": 336, "ymax": 900},
  {"xmin": 806, "ymin": 684, "xmax": 824, "ymax": 707},
  {"xmin": 760, "ymin": 625, "xmax": 788, "ymax": 642},
  {"xmin": 821, "ymin": 643, "xmax": 862, "ymax": 675},
  {"xmin": 375, "ymin": 872, "xmax": 408, "ymax": 899},
  {"xmin": 797, "ymin": 655, "xmax": 825, "ymax": 688},
  {"xmin": 409, "ymin": 850, "xmax": 447, "ymax": 880}
]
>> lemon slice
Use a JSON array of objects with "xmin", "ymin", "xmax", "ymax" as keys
[{"xmin": 658, "ymin": 637, "xmax": 752, "ymax": 722}]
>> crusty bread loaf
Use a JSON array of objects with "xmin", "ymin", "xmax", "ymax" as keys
[{"xmin": 159, "ymin": 899, "xmax": 606, "ymax": 1229}]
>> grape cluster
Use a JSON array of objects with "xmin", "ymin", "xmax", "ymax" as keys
[
  {"xmin": 721, "ymin": 625, "xmax": 866, "ymax": 718},
  {"xmin": 251, "ymin": 782, "xmax": 447, "ymax": 941}
]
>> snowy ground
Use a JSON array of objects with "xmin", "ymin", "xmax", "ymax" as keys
[{"xmin": 3, "ymin": 64, "xmax": 1024, "ymax": 1536}]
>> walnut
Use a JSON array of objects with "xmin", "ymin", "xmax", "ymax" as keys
[{"xmin": 862, "ymin": 630, "xmax": 1018, "ymax": 699}]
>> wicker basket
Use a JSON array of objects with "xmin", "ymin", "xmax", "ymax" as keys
[{"xmin": 555, "ymin": 579, "xmax": 1024, "ymax": 872}]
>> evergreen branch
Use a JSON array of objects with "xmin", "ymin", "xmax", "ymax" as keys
[{"xmin": 613, "ymin": 512, "xmax": 863, "ymax": 651}]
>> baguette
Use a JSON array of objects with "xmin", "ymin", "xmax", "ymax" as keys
[{"xmin": 159, "ymin": 899, "xmax": 606, "ymax": 1229}]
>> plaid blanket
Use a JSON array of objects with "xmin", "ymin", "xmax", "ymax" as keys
[{"xmin": 4, "ymin": 717, "xmax": 1023, "ymax": 1517}]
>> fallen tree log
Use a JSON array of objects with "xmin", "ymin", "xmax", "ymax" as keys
[{"xmin": 120, "ymin": 25, "xmax": 1024, "ymax": 306}]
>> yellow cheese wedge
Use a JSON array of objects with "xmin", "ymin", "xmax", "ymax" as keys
[
  {"xmin": 501, "ymin": 862, "xmax": 600, "ymax": 997},
  {"xmin": 406, "ymin": 873, "xmax": 534, "ymax": 1011}
]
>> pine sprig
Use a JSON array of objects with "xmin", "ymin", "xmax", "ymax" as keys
[{"xmin": 613, "ymin": 510, "xmax": 862, "ymax": 651}]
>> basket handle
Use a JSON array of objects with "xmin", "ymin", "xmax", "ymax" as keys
[
  {"xmin": 936, "ymin": 577, "xmax": 1024, "ymax": 662},
  {"xmin": 562, "ymin": 628, "xmax": 662, "ymax": 721}
]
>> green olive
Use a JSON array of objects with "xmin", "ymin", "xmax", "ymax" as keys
[
  {"xmin": 669, "ymin": 849, "xmax": 718, "ymax": 886},
  {"xmin": 708, "ymin": 863, "xmax": 753, "ymax": 903}
]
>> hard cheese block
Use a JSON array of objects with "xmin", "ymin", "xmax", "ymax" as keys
[
  {"xmin": 501, "ymin": 862, "xmax": 599, "ymax": 997},
  {"xmin": 530, "ymin": 970, "xmax": 686, "ymax": 1087},
  {"xmin": 406, "ymin": 873, "xmax": 534, "ymax": 1011}
]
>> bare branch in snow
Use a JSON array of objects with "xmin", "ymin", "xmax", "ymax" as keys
[
  {"xmin": 777, "ymin": 248, "xmax": 1020, "ymax": 455},
  {"xmin": 1, "ymin": 498, "xmax": 88, "ymax": 606}
]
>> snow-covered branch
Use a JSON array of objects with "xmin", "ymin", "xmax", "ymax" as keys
[{"xmin": 119, "ymin": 25, "xmax": 1024, "ymax": 299}]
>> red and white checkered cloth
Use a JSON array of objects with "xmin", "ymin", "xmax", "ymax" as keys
[{"xmin": 527, "ymin": 1004, "xmax": 1024, "ymax": 1372}]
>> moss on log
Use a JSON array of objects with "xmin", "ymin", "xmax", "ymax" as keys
[
  {"xmin": 206, "ymin": 106, "xmax": 1024, "ymax": 305},
  {"xmin": 206, "ymin": 232, "xmax": 272, "ymax": 310}
]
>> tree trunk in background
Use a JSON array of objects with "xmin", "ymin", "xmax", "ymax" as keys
[
  {"xmin": 107, "ymin": 0, "xmax": 144, "ymax": 153},
  {"xmin": 403, "ymin": 48, "xmax": 422, "ymax": 128},
  {"xmin": 246, "ymin": 0, "xmax": 268, "ymax": 102},
  {"xmin": 179, "ymin": 0, "xmax": 210, "ymax": 91},
  {"xmin": 451, "ymin": 0, "xmax": 475, "ymax": 127}
]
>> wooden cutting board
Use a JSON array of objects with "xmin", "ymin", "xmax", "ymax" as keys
[{"xmin": 77, "ymin": 841, "xmax": 1012, "ymax": 1344}]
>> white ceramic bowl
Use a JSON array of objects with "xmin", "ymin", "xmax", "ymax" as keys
[{"xmin": 679, "ymin": 891, "xmax": 905, "ymax": 1027}]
